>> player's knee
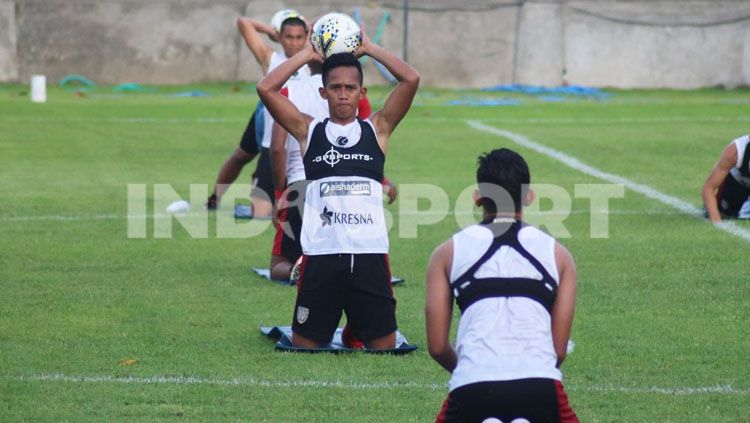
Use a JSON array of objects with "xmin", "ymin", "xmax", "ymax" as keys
[
  {"xmin": 365, "ymin": 331, "xmax": 396, "ymax": 350},
  {"xmin": 270, "ymin": 256, "xmax": 292, "ymax": 280},
  {"xmin": 232, "ymin": 148, "xmax": 254, "ymax": 164}
]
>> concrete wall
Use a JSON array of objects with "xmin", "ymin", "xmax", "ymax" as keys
[
  {"xmin": 0, "ymin": 1, "xmax": 18, "ymax": 81},
  {"xmin": 2, "ymin": 0, "xmax": 750, "ymax": 88},
  {"xmin": 561, "ymin": 1, "xmax": 750, "ymax": 89}
]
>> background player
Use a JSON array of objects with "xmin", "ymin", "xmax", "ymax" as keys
[
  {"xmin": 702, "ymin": 134, "xmax": 750, "ymax": 223},
  {"xmin": 425, "ymin": 148, "xmax": 578, "ymax": 422},
  {"xmin": 206, "ymin": 10, "xmax": 309, "ymax": 219},
  {"xmin": 257, "ymin": 29, "xmax": 419, "ymax": 349}
]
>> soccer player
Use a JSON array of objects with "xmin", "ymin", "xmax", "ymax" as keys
[
  {"xmin": 206, "ymin": 11, "xmax": 309, "ymax": 218},
  {"xmin": 268, "ymin": 73, "xmax": 397, "ymax": 281},
  {"xmin": 257, "ymin": 31, "xmax": 419, "ymax": 349},
  {"xmin": 425, "ymin": 149, "xmax": 579, "ymax": 422},
  {"xmin": 702, "ymin": 134, "xmax": 750, "ymax": 223}
]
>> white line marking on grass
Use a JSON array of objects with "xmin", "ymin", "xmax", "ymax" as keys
[
  {"xmin": 465, "ymin": 120, "xmax": 750, "ymax": 243},
  {"xmin": 3, "ymin": 117, "xmax": 240, "ymax": 124},
  {"xmin": 4, "ymin": 115, "xmax": 748, "ymax": 126},
  {"xmin": 10, "ymin": 373, "xmax": 443, "ymax": 390},
  {"xmin": 2, "ymin": 213, "xmax": 124, "ymax": 222},
  {"xmin": 8, "ymin": 374, "xmax": 749, "ymax": 395},
  {"xmin": 583, "ymin": 384, "xmax": 750, "ymax": 395},
  {"xmin": 472, "ymin": 116, "xmax": 750, "ymax": 125},
  {"xmin": 1, "ymin": 209, "xmax": 698, "ymax": 223}
]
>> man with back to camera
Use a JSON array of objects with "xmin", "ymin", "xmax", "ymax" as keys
[
  {"xmin": 206, "ymin": 10, "xmax": 309, "ymax": 218},
  {"xmin": 425, "ymin": 148, "xmax": 579, "ymax": 422},
  {"xmin": 702, "ymin": 134, "xmax": 750, "ymax": 223},
  {"xmin": 257, "ymin": 29, "xmax": 419, "ymax": 349}
]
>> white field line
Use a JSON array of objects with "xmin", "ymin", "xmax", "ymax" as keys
[
  {"xmin": 466, "ymin": 120, "xmax": 750, "ymax": 243},
  {"xmin": 465, "ymin": 116, "xmax": 750, "ymax": 125},
  {"xmin": 0, "ymin": 209, "xmax": 692, "ymax": 223},
  {"xmin": 2, "ymin": 117, "xmax": 240, "ymax": 124},
  {"xmin": 7, "ymin": 373, "xmax": 749, "ymax": 395},
  {"xmin": 3, "ymin": 115, "xmax": 750, "ymax": 126}
]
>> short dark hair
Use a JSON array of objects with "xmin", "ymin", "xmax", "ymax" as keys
[
  {"xmin": 280, "ymin": 17, "xmax": 307, "ymax": 33},
  {"xmin": 322, "ymin": 53, "xmax": 363, "ymax": 87},
  {"xmin": 476, "ymin": 148, "xmax": 530, "ymax": 214}
]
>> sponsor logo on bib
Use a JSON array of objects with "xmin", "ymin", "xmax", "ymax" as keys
[
  {"xmin": 313, "ymin": 147, "xmax": 373, "ymax": 168},
  {"xmin": 319, "ymin": 206, "xmax": 374, "ymax": 227},
  {"xmin": 319, "ymin": 180, "xmax": 372, "ymax": 197}
]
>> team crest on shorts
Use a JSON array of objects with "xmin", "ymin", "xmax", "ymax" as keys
[{"xmin": 296, "ymin": 306, "xmax": 309, "ymax": 324}]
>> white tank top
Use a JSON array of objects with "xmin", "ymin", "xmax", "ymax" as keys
[
  {"xmin": 730, "ymin": 134, "xmax": 750, "ymax": 188},
  {"xmin": 284, "ymin": 74, "xmax": 328, "ymax": 184},
  {"xmin": 260, "ymin": 51, "xmax": 310, "ymax": 149},
  {"xmin": 300, "ymin": 118, "xmax": 388, "ymax": 255},
  {"xmin": 448, "ymin": 223, "xmax": 562, "ymax": 392}
]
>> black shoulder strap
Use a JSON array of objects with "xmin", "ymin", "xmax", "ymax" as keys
[{"xmin": 451, "ymin": 222, "xmax": 557, "ymax": 313}]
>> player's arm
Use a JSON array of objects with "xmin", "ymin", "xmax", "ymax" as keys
[
  {"xmin": 382, "ymin": 177, "xmax": 397, "ymax": 204},
  {"xmin": 237, "ymin": 17, "xmax": 276, "ymax": 73},
  {"xmin": 702, "ymin": 143, "xmax": 738, "ymax": 223},
  {"xmin": 552, "ymin": 241, "xmax": 577, "ymax": 367},
  {"xmin": 357, "ymin": 33, "xmax": 420, "ymax": 151},
  {"xmin": 256, "ymin": 47, "xmax": 319, "ymax": 149},
  {"xmin": 425, "ymin": 239, "xmax": 457, "ymax": 373},
  {"xmin": 270, "ymin": 122, "xmax": 288, "ymax": 196}
]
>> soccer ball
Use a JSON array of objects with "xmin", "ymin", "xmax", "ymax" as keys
[
  {"xmin": 270, "ymin": 9, "xmax": 302, "ymax": 33},
  {"xmin": 311, "ymin": 13, "xmax": 362, "ymax": 59}
]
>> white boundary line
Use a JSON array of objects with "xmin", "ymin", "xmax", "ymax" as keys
[
  {"xmin": 465, "ymin": 120, "xmax": 750, "ymax": 243},
  {"xmin": 1, "ymin": 209, "xmax": 698, "ymax": 223},
  {"xmin": 464, "ymin": 116, "xmax": 750, "ymax": 125},
  {"xmin": 2, "ymin": 117, "xmax": 240, "ymax": 124},
  {"xmin": 3, "ymin": 115, "xmax": 749, "ymax": 125},
  {"xmin": 7, "ymin": 373, "xmax": 749, "ymax": 395}
]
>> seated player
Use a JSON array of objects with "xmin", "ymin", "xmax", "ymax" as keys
[
  {"xmin": 269, "ymin": 71, "xmax": 397, "ymax": 282},
  {"xmin": 425, "ymin": 149, "xmax": 579, "ymax": 422},
  {"xmin": 257, "ymin": 29, "xmax": 419, "ymax": 349},
  {"xmin": 206, "ymin": 10, "xmax": 309, "ymax": 219},
  {"xmin": 702, "ymin": 134, "xmax": 750, "ymax": 223}
]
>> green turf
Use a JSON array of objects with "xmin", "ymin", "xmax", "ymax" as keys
[{"xmin": 1, "ymin": 84, "xmax": 749, "ymax": 421}]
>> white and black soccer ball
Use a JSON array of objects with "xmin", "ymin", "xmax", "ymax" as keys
[
  {"xmin": 270, "ymin": 9, "xmax": 302, "ymax": 33},
  {"xmin": 311, "ymin": 13, "xmax": 362, "ymax": 59}
]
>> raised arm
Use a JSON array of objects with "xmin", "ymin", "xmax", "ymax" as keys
[
  {"xmin": 425, "ymin": 239, "xmax": 457, "ymax": 373},
  {"xmin": 256, "ymin": 46, "xmax": 319, "ymax": 148},
  {"xmin": 237, "ymin": 17, "xmax": 276, "ymax": 73},
  {"xmin": 552, "ymin": 242, "xmax": 577, "ymax": 367},
  {"xmin": 357, "ymin": 33, "xmax": 420, "ymax": 149},
  {"xmin": 702, "ymin": 142, "xmax": 738, "ymax": 223}
]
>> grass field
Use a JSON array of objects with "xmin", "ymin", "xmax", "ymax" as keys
[{"xmin": 1, "ymin": 83, "xmax": 749, "ymax": 421}]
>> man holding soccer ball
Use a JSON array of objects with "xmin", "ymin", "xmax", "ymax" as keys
[{"xmin": 257, "ymin": 15, "xmax": 419, "ymax": 349}]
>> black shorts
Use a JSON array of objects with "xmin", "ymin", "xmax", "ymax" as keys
[
  {"xmin": 292, "ymin": 253, "xmax": 397, "ymax": 344},
  {"xmin": 717, "ymin": 174, "xmax": 750, "ymax": 218},
  {"xmin": 238, "ymin": 107, "xmax": 260, "ymax": 156},
  {"xmin": 438, "ymin": 379, "xmax": 578, "ymax": 423},
  {"xmin": 272, "ymin": 181, "xmax": 307, "ymax": 261},
  {"xmin": 251, "ymin": 147, "xmax": 274, "ymax": 204}
]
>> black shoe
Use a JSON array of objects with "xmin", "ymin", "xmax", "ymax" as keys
[{"xmin": 206, "ymin": 193, "xmax": 218, "ymax": 210}]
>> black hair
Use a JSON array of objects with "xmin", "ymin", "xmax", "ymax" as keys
[
  {"xmin": 322, "ymin": 53, "xmax": 363, "ymax": 87},
  {"xmin": 476, "ymin": 148, "xmax": 530, "ymax": 214},
  {"xmin": 280, "ymin": 17, "xmax": 307, "ymax": 33}
]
